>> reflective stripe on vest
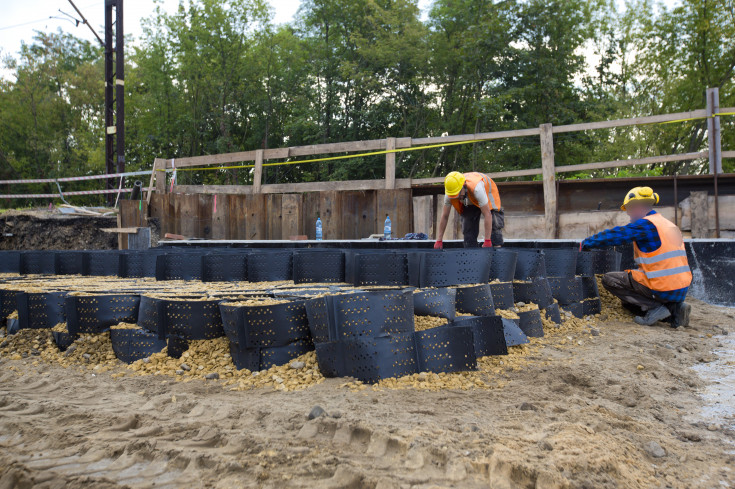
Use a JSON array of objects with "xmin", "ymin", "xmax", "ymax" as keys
[
  {"xmin": 630, "ymin": 213, "xmax": 692, "ymax": 292},
  {"xmin": 634, "ymin": 249, "xmax": 688, "ymax": 265}
]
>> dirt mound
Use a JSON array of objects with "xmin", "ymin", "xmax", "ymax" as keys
[
  {"xmin": 0, "ymin": 211, "xmax": 117, "ymax": 250},
  {"xmin": 0, "ymin": 298, "xmax": 733, "ymax": 488}
]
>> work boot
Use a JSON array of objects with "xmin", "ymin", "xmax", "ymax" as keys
[
  {"xmin": 634, "ymin": 305, "xmax": 671, "ymax": 326},
  {"xmin": 669, "ymin": 302, "xmax": 691, "ymax": 328}
]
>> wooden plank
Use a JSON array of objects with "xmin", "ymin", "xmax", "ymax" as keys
[
  {"xmin": 101, "ymin": 227, "xmax": 139, "ymax": 234},
  {"xmin": 385, "ymin": 137, "xmax": 396, "ymax": 190},
  {"xmin": 171, "ymin": 151, "xmax": 256, "ymax": 168},
  {"xmin": 301, "ymin": 192, "xmax": 321, "ymax": 240},
  {"xmin": 178, "ymin": 194, "xmax": 199, "ymax": 238},
  {"xmin": 228, "ymin": 195, "xmax": 247, "ymax": 240},
  {"xmin": 557, "ymin": 207, "xmax": 676, "ymax": 239},
  {"xmin": 341, "ymin": 191, "xmax": 376, "ymax": 239},
  {"xmin": 376, "ymin": 189, "xmax": 411, "ymax": 238},
  {"xmin": 244, "ymin": 194, "xmax": 266, "ymax": 240},
  {"xmin": 265, "ymin": 194, "xmax": 283, "ymax": 240},
  {"xmin": 723, "ymin": 151, "xmax": 735, "ymax": 159},
  {"xmin": 319, "ymin": 191, "xmax": 342, "ymax": 240},
  {"xmin": 555, "ymin": 152, "xmax": 709, "ymax": 174},
  {"xmin": 412, "ymin": 195, "xmax": 434, "ymax": 236},
  {"xmin": 552, "ymin": 109, "xmax": 708, "ymax": 134},
  {"xmin": 540, "ymin": 123, "xmax": 557, "ymax": 239},
  {"xmin": 413, "ymin": 127, "xmax": 541, "ymax": 145},
  {"xmin": 253, "ymin": 149, "xmax": 264, "ymax": 194},
  {"xmin": 116, "ymin": 212, "xmax": 126, "ymax": 250},
  {"xmin": 127, "ymin": 228, "xmax": 151, "ymax": 250},
  {"xmin": 197, "ymin": 194, "xmax": 213, "ymax": 239},
  {"xmin": 411, "ymin": 168, "xmax": 543, "ymax": 186},
  {"xmin": 210, "ymin": 194, "xmax": 229, "ymax": 239},
  {"xmin": 282, "ymin": 194, "xmax": 302, "ymax": 239},
  {"xmin": 690, "ymin": 191, "xmax": 710, "ymax": 238},
  {"xmin": 155, "ymin": 160, "xmax": 169, "ymax": 194},
  {"xmin": 146, "ymin": 159, "xmax": 160, "ymax": 204}
]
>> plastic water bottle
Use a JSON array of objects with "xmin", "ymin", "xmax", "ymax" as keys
[
  {"xmin": 316, "ymin": 217, "xmax": 323, "ymax": 241},
  {"xmin": 384, "ymin": 215, "xmax": 391, "ymax": 240}
]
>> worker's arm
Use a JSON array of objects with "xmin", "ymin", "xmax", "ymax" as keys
[
  {"xmin": 480, "ymin": 204, "xmax": 493, "ymax": 247},
  {"xmin": 581, "ymin": 218, "xmax": 658, "ymax": 250},
  {"xmin": 434, "ymin": 205, "xmax": 452, "ymax": 249}
]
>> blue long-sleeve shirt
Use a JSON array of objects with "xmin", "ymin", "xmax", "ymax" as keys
[{"xmin": 582, "ymin": 210, "xmax": 688, "ymax": 302}]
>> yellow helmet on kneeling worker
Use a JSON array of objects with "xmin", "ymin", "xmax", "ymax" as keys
[
  {"xmin": 444, "ymin": 171, "xmax": 466, "ymax": 197},
  {"xmin": 621, "ymin": 186, "xmax": 659, "ymax": 210}
]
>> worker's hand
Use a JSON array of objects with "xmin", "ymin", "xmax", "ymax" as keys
[
  {"xmin": 433, "ymin": 240, "xmax": 443, "ymax": 250},
  {"xmin": 482, "ymin": 239, "xmax": 492, "ymax": 248}
]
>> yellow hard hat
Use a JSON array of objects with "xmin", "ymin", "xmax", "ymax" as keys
[
  {"xmin": 444, "ymin": 171, "xmax": 466, "ymax": 197},
  {"xmin": 621, "ymin": 186, "xmax": 659, "ymax": 210}
]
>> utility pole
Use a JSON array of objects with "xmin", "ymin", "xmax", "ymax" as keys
[{"xmin": 104, "ymin": 0, "xmax": 124, "ymax": 205}]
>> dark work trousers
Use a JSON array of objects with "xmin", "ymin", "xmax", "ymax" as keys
[
  {"xmin": 601, "ymin": 271, "xmax": 667, "ymax": 313},
  {"xmin": 461, "ymin": 205, "xmax": 504, "ymax": 248}
]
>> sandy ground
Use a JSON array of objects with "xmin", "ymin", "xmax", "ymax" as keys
[{"xmin": 0, "ymin": 298, "xmax": 734, "ymax": 488}]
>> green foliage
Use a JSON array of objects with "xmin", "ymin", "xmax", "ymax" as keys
[{"xmin": 1, "ymin": 0, "xmax": 733, "ymax": 206}]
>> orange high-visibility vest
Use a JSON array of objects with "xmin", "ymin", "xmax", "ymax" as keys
[
  {"xmin": 449, "ymin": 172, "xmax": 502, "ymax": 214},
  {"xmin": 630, "ymin": 213, "xmax": 692, "ymax": 292}
]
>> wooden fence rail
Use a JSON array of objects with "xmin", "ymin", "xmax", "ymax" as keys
[{"xmin": 148, "ymin": 89, "xmax": 733, "ymax": 239}]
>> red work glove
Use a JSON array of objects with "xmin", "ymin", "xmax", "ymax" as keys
[
  {"xmin": 434, "ymin": 240, "xmax": 443, "ymax": 250},
  {"xmin": 482, "ymin": 239, "xmax": 492, "ymax": 248}
]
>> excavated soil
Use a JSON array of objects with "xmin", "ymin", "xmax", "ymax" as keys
[
  {"xmin": 0, "ymin": 210, "xmax": 117, "ymax": 250},
  {"xmin": 0, "ymin": 296, "xmax": 734, "ymax": 487}
]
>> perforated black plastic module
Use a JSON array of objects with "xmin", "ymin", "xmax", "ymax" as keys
[
  {"xmin": 562, "ymin": 301, "xmax": 585, "ymax": 318},
  {"xmin": 293, "ymin": 250, "xmax": 345, "ymax": 284},
  {"xmin": 306, "ymin": 289, "xmax": 414, "ymax": 342},
  {"xmin": 119, "ymin": 250, "xmax": 162, "ymax": 278},
  {"xmin": 583, "ymin": 298, "xmax": 602, "ymax": 316},
  {"xmin": 202, "ymin": 252, "xmax": 248, "ymax": 282},
  {"xmin": 546, "ymin": 277, "xmax": 583, "ymax": 305},
  {"xmin": 408, "ymin": 250, "xmax": 492, "ymax": 287},
  {"xmin": 219, "ymin": 300, "xmax": 310, "ymax": 349},
  {"xmin": 490, "ymin": 250, "xmax": 517, "ymax": 281},
  {"xmin": 512, "ymin": 278, "xmax": 553, "ymax": 308},
  {"xmin": 580, "ymin": 276, "xmax": 600, "ymax": 299},
  {"xmin": 455, "ymin": 284, "xmax": 495, "ymax": 317},
  {"xmin": 518, "ymin": 309, "xmax": 544, "ymax": 337},
  {"xmin": 450, "ymin": 316, "xmax": 508, "ymax": 357},
  {"xmin": 413, "ymin": 288, "xmax": 456, "ymax": 320},
  {"xmin": 20, "ymin": 251, "xmax": 56, "ymax": 275},
  {"xmin": 575, "ymin": 251, "xmax": 596, "ymax": 277},
  {"xmin": 247, "ymin": 251, "xmax": 293, "ymax": 282},
  {"xmin": 110, "ymin": 328, "xmax": 167, "ymax": 364},
  {"xmin": 16, "ymin": 292, "xmax": 67, "ymax": 330},
  {"xmin": 415, "ymin": 325, "xmax": 477, "ymax": 374},
  {"xmin": 488, "ymin": 282, "xmax": 514, "ymax": 309},
  {"xmin": 51, "ymin": 330, "xmax": 78, "ymax": 351},
  {"xmin": 159, "ymin": 299, "xmax": 225, "ymax": 340},
  {"xmin": 592, "ymin": 249, "xmax": 622, "ymax": 274},
  {"xmin": 84, "ymin": 251, "xmax": 121, "ymax": 276},
  {"xmin": 156, "ymin": 253, "xmax": 204, "ymax": 281},
  {"xmin": 346, "ymin": 251, "xmax": 409, "ymax": 286},
  {"xmin": 55, "ymin": 251, "xmax": 85, "ymax": 275},
  {"xmin": 0, "ymin": 289, "xmax": 20, "ymax": 321},
  {"xmin": 543, "ymin": 302, "xmax": 562, "ymax": 324},
  {"xmin": 335, "ymin": 332, "xmax": 418, "ymax": 383},
  {"xmin": 541, "ymin": 248, "xmax": 578, "ymax": 278},
  {"xmin": 0, "ymin": 251, "xmax": 20, "ymax": 274},
  {"xmin": 502, "ymin": 318, "xmax": 529, "ymax": 346},
  {"xmin": 511, "ymin": 249, "xmax": 547, "ymax": 280},
  {"xmin": 65, "ymin": 294, "xmax": 140, "ymax": 335}
]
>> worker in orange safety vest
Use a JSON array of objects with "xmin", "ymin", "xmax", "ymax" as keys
[
  {"xmin": 581, "ymin": 186, "xmax": 692, "ymax": 328},
  {"xmin": 434, "ymin": 171, "xmax": 505, "ymax": 249}
]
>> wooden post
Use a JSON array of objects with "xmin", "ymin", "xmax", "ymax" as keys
[
  {"xmin": 146, "ymin": 158, "xmax": 161, "ymax": 204},
  {"xmin": 540, "ymin": 123, "xmax": 557, "ymax": 239},
  {"xmin": 706, "ymin": 87, "xmax": 722, "ymax": 174},
  {"xmin": 253, "ymin": 149, "xmax": 264, "ymax": 194},
  {"xmin": 155, "ymin": 159, "xmax": 169, "ymax": 195},
  {"xmin": 385, "ymin": 137, "xmax": 396, "ymax": 189}
]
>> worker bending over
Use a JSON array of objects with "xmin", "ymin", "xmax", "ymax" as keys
[
  {"xmin": 434, "ymin": 171, "xmax": 504, "ymax": 248},
  {"xmin": 581, "ymin": 186, "xmax": 692, "ymax": 327}
]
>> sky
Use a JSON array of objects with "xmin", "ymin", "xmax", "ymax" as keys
[
  {"xmin": 0, "ymin": 0, "xmax": 434, "ymax": 63},
  {"xmin": 0, "ymin": 0, "xmax": 674, "ymax": 78}
]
